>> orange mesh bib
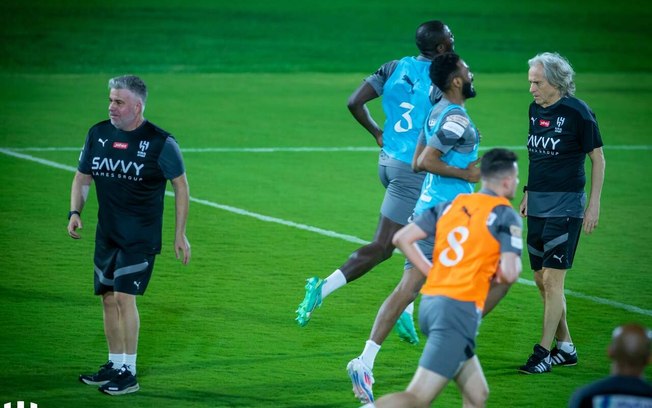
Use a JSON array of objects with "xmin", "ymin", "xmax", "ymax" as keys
[{"xmin": 421, "ymin": 193, "xmax": 512, "ymax": 310}]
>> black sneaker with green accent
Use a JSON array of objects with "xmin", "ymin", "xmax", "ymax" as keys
[
  {"xmin": 99, "ymin": 365, "xmax": 139, "ymax": 395},
  {"xmin": 79, "ymin": 361, "xmax": 119, "ymax": 386},
  {"xmin": 551, "ymin": 346, "xmax": 578, "ymax": 366}
]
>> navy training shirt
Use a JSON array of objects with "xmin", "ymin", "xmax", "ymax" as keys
[
  {"xmin": 526, "ymin": 96, "xmax": 603, "ymax": 217},
  {"xmin": 78, "ymin": 120, "xmax": 185, "ymax": 254}
]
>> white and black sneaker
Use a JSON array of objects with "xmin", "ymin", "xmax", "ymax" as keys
[
  {"xmin": 551, "ymin": 346, "xmax": 578, "ymax": 366},
  {"xmin": 518, "ymin": 344, "xmax": 551, "ymax": 374},
  {"xmin": 79, "ymin": 361, "xmax": 119, "ymax": 386},
  {"xmin": 99, "ymin": 365, "xmax": 139, "ymax": 395}
]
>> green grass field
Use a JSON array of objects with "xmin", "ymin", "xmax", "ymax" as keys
[{"xmin": 1, "ymin": 1, "xmax": 651, "ymax": 407}]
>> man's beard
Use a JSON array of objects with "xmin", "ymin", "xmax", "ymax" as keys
[{"xmin": 462, "ymin": 81, "xmax": 476, "ymax": 99}]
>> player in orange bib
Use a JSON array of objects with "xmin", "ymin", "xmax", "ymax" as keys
[{"xmin": 364, "ymin": 148, "xmax": 523, "ymax": 408}]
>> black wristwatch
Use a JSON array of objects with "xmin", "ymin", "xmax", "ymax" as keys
[
  {"xmin": 68, "ymin": 210, "xmax": 81, "ymax": 220},
  {"xmin": 523, "ymin": 185, "xmax": 528, "ymax": 193}
]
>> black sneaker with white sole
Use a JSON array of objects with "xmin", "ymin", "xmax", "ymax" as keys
[
  {"xmin": 551, "ymin": 346, "xmax": 578, "ymax": 366},
  {"xmin": 99, "ymin": 365, "xmax": 139, "ymax": 395},
  {"xmin": 518, "ymin": 344, "xmax": 551, "ymax": 374},
  {"xmin": 79, "ymin": 361, "xmax": 119, "ymax": 386}
]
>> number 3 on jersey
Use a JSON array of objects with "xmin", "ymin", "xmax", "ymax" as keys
[
  {"xmin": 438, "ymin": 226, "xmax": 470, "ymax": 267},
  {"xmin": 393, "ymin": 102, "xmax": 415, "ymax": 133}
]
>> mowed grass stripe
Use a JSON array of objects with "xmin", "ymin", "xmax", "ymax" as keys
[{"xmin": 2, "ymin": 148, "xmax": 650, "ymax": 319}]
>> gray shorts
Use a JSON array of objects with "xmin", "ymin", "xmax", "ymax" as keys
[
  {"xmin": 404, "ymin": 236, "xmax": 434, "ymax": 270},
  {"xmin": 377, "ymin": 151, "xmax": 425, "ymax": 225},
  {"xmin": 418, "ymin": 295, "xmax": 482, "ymax": 379}
]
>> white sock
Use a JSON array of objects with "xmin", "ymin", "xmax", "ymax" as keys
[
  {"xmin": 109, "ymin": 353, "xmax": 124, "ymax": 369},
  {"xmin": 321, "ymin": 269, "xmax": 347, "ymax": 299},
  {"xmin": 557, "ymin": 341, "xmax": 575, "ymax": 353},
  {"xmin": 360, "ymin": 340, "xmax": 381, "ymax": 370},
  {"xmin": 404, "ymin": 302, "xmax": 415, "ymax": 316},
  {"xmin": 124, "ymin": 354, "xmax": 137, "ymax": 375}
]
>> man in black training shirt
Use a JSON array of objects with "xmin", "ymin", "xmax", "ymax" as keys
[
  {"xmin": 67, "ymin": 75, "xmax": 191, "ymax": 395},
  {"xmin": 518, "ymin": 52, "xmax": 605, "ymax": 374},
  {"xmin": 569, "ymin": 323, "xmax": 652, "ymax": 407}
]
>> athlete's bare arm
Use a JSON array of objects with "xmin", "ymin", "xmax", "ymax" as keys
[
  {"xmin": 171, "ymin": 173, "xmax": 191, "ymax": 264},
  {"xmin": 417, "ymin": 147, "xmax": 480, "ymax": 182},
  {"xmin": 68, "ymin": 171, "xmax": 92, "ymax": 239},
  {"xmin": 392, "ymin": 223, "xmax": 431, "ymax": 277},
  {"xmin": 347, "ymin": 82, "xmax": 383, "ymax": 147}
]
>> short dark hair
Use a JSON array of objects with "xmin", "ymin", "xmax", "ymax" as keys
[
  {"xmin": 415, "ymin": 20, "xmax": 449, "ymax": 58},
  {"xmin": 429, "ymin": 52, "xmax": 461, "ymax": 92},
  {"xmin": 480, "ymin": 148, "xmax": 518, "ymax": 180}
]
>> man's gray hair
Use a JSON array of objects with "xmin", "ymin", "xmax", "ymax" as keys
[
  {"xmin": 528, "ymin": 52, "xmax": 576, "ymax": 97},
  {"xmin": 108, "ymin": 75, "xmax": 147, "ymax": 105}
]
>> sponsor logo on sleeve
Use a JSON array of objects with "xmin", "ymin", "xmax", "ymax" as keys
[
  {"xmin": 511, "ymin": 236, "xmax": 523, "ymax": 250},
  {"xmin": 442, "ymin": 120, "xmax": 465, "ymax": 137},
  {"xmin": 509, "ymin": 225, "xmax": 523, "ymax": 249},
  {"xmin": 447, "ymin": 114, "xmax": 470, "ymax": 128}
]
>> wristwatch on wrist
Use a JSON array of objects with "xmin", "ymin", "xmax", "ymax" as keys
[
  {"xmin": 523, "ymin": 185, "xmax": 528, "ymax": 193},
  {"xmin": 68, "ymin": 210, "xmax": 81, "ymax": 220}
]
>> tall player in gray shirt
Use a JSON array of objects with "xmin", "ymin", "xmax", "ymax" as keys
[{"xmin": 295, "ymin": 21, "xmax": 454, "ymax": 336}]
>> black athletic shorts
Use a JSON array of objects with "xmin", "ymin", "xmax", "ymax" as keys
[
  {"xmin": 93, "ymin": 238, "xmax": 156, "ymax": 295},
  {"xmin": 526, "ymin": 216, "xmax": 582, "ymax": 271}
]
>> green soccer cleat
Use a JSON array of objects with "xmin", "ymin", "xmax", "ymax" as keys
[
  {"xmin": 296, "ymin": 277, "xmax": 324, "ymax": 327},
  {"xmin": 394, "ymin": 311, "xmax": 419, "ymax": 344}
]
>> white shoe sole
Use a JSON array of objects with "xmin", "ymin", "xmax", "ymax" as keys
[{"xmin": 100, "ymin": 383, "xmax": 140, "ymax": 395}]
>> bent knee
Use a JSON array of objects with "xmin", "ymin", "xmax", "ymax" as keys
[
  {"xmin": 113, "ymin": 292, "xmax": 137, "ymax": 308},
  {"xmin": 393, "ymin": 284, "xmax": 421, "ymax": 301},
  {"xmin": 405, "ymin": 391, "xmax": 432, "ymax": 408},
  {"xmin": 396, "ymin": 268, "xmax": 426, "ymax": 294},
  {"xmin": 464, "ymin": 386, "xmax": 489, "ymax": 407},
  {"xmin": 102, "ymin": 293, "xmax": 116, "ymax": 308},
  {"xmin": 359, "ymin": 241, "xmax": 395, "ymax": 262},
  {"xmin": 541, "ymin": 277, "xmax": 565, "ymax": 294},
  {"xmin": 540, "ymin": 269, "xmax": 566, "ymax": 291},
  {"xmin": 377, "ymin": 241, "xmax": 396, "ymax": 260}
]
